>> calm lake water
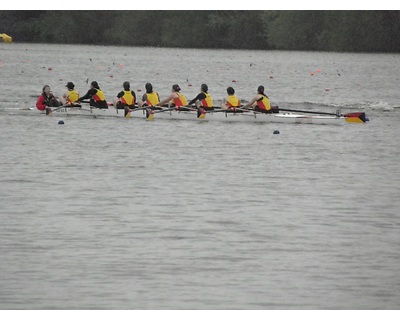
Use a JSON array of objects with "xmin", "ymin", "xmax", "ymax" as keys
[{"xmin": 1, "ymin": 43, "xmax": 400, "ymax": 310}]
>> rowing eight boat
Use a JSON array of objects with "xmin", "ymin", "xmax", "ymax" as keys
[{"xmin": 17, "ymin": 105, "xmax": 368, "ymax": 125}]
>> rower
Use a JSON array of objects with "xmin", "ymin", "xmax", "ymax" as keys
[
  {"xmin": 187, "ymin": 83, "xmax": 214, "ymax": 111},
  {"xmin": 138, "ymin": 82, "xmax": 160, "ymax": 120},
  {"xmin": 157, "ymin": 84, "xmax": 188, "ymax": 110},
  {"xmin": 243, "ymin": 85, "xmax": 271, "ymax": 113},
  {"xmin": 220, "ymin": 86, "xmax": 241, "ymax": 111},
  {"xmin": 62, "ymin": 82, "xmax": 81, "ymax": 107},
  {"xmin": 138, "ymin": 83, "xmax": 160, "ymax": 108},
  {"xmin": 114, "ymin": 81, "xmax": 137, "ymax": 110},
  {"xmin": 77, "ymin": 81, "xmax": 108, "ymax": 109}
]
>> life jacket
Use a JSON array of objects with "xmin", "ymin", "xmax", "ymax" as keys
[
  {"xmin": 173, "ymin": 92, "xmax": 188, "ymax": 107},
  {"xmin": 92, "ymin": 88, "xmax": 106, "ymax": 102},
  {"xmin": 67, "ymin": 89, "xmax": 79, "ymax": 103},
  {"xmin": 200, "ymin": 91, "xmax": 213, "ymax": 107},
  {"xmin": 145, "ymin": 91, "xmax": 160, "ymax": 106},
  {"xmin": 226, "ymin": 95, "xmax": 240, "ymax": 108},
  {"xmin": 256, "ymin": 94, "xmax": 271, "ymax": 111},
  {"xmin": 121, "ymin": 90, "xmax": 135, "ymax": 106}
]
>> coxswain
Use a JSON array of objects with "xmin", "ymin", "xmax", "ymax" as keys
[
  {"xmin": 243, "ymin": 85, "xmax": 271, "ymax": 112},
  {"xmin": 77, "ymin": 81, "xmax": 108, "ymax": 108},
  {"xmin": 62, "ymin": 82, "xmax": 81, "ymax": 106},
  {"xmin": 36, "ymin": 85, "xmax": 61, "ymax": 113},
  {"xmin": 157, "ymin": 84, "xmax": 188, "ymax": 110}
]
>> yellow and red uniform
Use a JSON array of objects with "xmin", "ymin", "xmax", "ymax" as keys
[
  {"xmin": 173, "ymin": 92, "xmax": 188, "ymax": 107},
  {"xmin": 200, "ymin": 91, "xmax": 213, "ymax": 107},
  {"xmin": 226, "ymin": 95, "xmax": 241, "ymax": 108},
  {"xmin": 120, "ymin": 90, "xmax": 135, "ymax": 106},
  {"xmin": 144, "ymin": 91, "xmax": 160, "ymax": 107},
  {"xmin": 66, "ymin": 89, "xmax": 79, "ymax": 103},
  {"xmin": 256, "ymin": 95, "xmax": 271, "ymax": 111}
]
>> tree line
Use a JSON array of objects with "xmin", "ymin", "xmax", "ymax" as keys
[{"xmin": 1, "ymin": 11, "xmax": 400, "ymax": 53}]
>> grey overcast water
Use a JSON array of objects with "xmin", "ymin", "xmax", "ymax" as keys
[{"xmin": 1, "ymin": 43, "xmax": 400, "ymax": 309}]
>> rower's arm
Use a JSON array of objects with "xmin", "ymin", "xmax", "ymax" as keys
[
  {"xmin": 243, "ymin": 96, "xmax": 258, "ymax": 109},
  {"xmin": 158, "ymin": 93, "xmax": 175, "ymax": 106},
  {"xmin": 188, "ymin": 93, "xmax": 204, "ymax": 106}
]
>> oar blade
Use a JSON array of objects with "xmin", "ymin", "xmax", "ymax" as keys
[
  {"xmin": 124, "ymin": 107, "xmax": 131, "ymax": 119},
  {"xmin": 344, "ymin": 112, "xmax": 367, "ymax": 123},
  {"xmin": 146, "ymin": 109, "xmax": 155, "ymax": 121},
  {"xmin": 197, "ymin": 108, "xmax": 206, "ymax": 119}
]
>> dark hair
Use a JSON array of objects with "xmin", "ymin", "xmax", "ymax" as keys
[
  {"xmin": 257, "ymin": 85, "xmax": 264, "ymax": 95},
  {"xmin": 145, "ymin": 82, "xmax": 153, "ymax": 93},
  {"xmin": 227, "ymin": 87, "xmax": 235, "ymax": 95},
  {"xmin": 91, "ymin": 81, "xmax": 100, "ymax": 89},
  {"xmin": 201, "ymin": 83, "xmax": 208, "ymax": 92},
  {"xmin": 123, "ymin": 81, "xmax": 130, "ymax": 90},
  {"xmin": 66, "ymin": 82, "xmax": 74, "ymax": 89},
  {"xmin": 172, "ymin": 84, "xmax": 181, "ymax": 92},
  {"xmin": 42, "ymin": 85, "xmax": 50, "ymax": 92}
]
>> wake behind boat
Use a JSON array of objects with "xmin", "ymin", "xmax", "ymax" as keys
[{"xmin": 23, "ymin": 104, "xmax": 368, "ymax": 125}]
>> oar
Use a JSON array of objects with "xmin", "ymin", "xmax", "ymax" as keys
[
  {"xmin": 123, "ymin": 105, "xmax": 149, "ymax": 118},
  {"xmin": 149, "ymin": 105, "xmax": 169, "ymax": 113},
  {"xmin": 278, "ymin": 107, "xmax": 342, "ymax": 116},
  {"xmin": 278, "ymin": 107, "xmax": 367, "ymax": 122},
  {"xmin": 79, "ymin": 100, "xmax": 114, "ymax": 107},
  {"xmin": 46, "ymin": 104, "xmax": 72, "ymax": 115}
]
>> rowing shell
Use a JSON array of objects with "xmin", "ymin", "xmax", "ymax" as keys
[{"xmin": 20, "ymin": 106, "xmax": 367, "ymax": 125}]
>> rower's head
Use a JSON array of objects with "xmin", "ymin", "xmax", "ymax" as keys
[
  {"xmin": 123, "ymin": 81, "xmax": 130, "ymax": 90},
  {"xmin": 66, "ymin": 82, "xmax": 75, "ymax": 90},
  {"xmin": 227, "ymin": 87, "xmax": 235, "ymax": 95},
  {"xmin": 201, "ymin": 83, "xmax": 208, "ymax": 93},
  {"xmin": 91, "ymin": 81, "xmax": 100, "ymax": 89},
  {"xmin": 42, "ymin": 85, "xmax": 51, "ymax": 95},
  {"xmin": 42, "ymin": 84, "xmax": 51, "ymax": 96},
  {"xmin": 257, "ymin": 85, "xmax": 265, "ymax": 94},
  {"xmin": 172, "ymin": 84, "xmax": 181, "ymax": 92},
  {"xmin": 145, "ymin": 82, "xmax": 153, "ymax": 93}
]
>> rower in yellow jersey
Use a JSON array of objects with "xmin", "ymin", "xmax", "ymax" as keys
[
  {"xmin": 187, "ymin": 83, "xmax": 213, "ymax": 110},
  {"xmin": 138, "ymin": 82, "xmax": 160, "ymax": 120},
  {"xmin": 61, "ymin": 82, "xmax": 81, "ymax": 106},
  {"xmin": 243, "ymin": 85, "xmax": 271, "ymax": 112},
  {"xmin": 157, "ymin": 84, "xmax": 188, "ymax": 110},
  {"xmin": 114, "ymin": 81, "xmax": 137, "ymax": 109},
  {"xmin": 138, "ymin": 83, "xmax": 160, "ymax": 108},
  {"xmin": 221, "ymin": 86, "xmax": 241, "ymax": 110},
  {"xmin": 77, "ymin": 81, "xmax": 108, "ymax": 109}
]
